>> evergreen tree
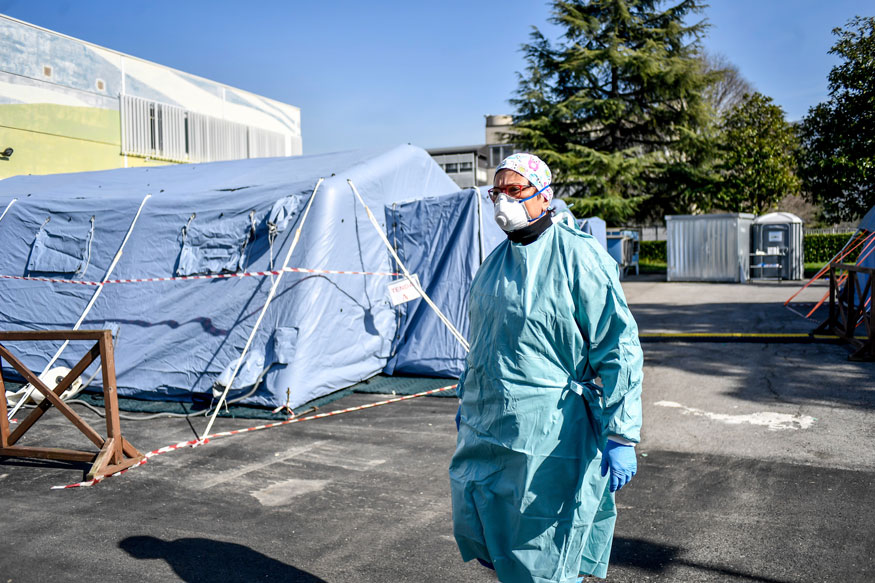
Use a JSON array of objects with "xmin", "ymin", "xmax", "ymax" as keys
[
  {"xmin": 798, "ymin": 16, "xmax": 875, "ymax": 223},
  {"xmin": 714, "ymin": 92, "xmax": 800, "ymax": 214},
  {"xmin": 511, "ymin": 0, "xmax": 714, "ymax": 224}
]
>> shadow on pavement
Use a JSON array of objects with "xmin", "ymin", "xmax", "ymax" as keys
[
  {"xmin": 643, "ymin": 339, "xmax": 874, "ymax": 410},
  {"xmin": 0, "ymin": 456, "xmax": 91, "ymax": 475},
  {"xmin": 119, "ymin": 536, "xmax": 327, "ymax": 583},
  {"xmin": 631, "ymin": 301, "xmax": 828, "ymax": 335},
  {"xmin": 611, "ymin": 537, "xmax": 795, "ymax": 583},
  {"xmin": 632, "ymin": 301, "xmax": 873, "ymax": 410}
]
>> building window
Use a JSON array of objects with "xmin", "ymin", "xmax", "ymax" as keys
[
  {"xmin": 459, "ymin": 161, "xmax": 473, "ymax": 173},
  {"xmin": 490, "ymin": 145, "xmax": 519, "ymax": 167},
  {"xmin": 121, "ymin": 94, "xmax": 287, "ymax": 163},
  {"xmin": 445, "ymin": 163, "xmax": 458, "ymax": 173}
]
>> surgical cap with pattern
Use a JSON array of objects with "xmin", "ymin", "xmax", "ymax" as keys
[{"xmin": 495, "ymin": 153, "xmax": 553, "ymax": 202}]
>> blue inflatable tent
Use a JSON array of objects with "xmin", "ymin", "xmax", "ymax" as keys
[{"xmin": 0, "ymin": 145, "xmax": 488, "ymax": 409}]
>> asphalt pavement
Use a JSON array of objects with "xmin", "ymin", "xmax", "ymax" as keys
[{"xmin": 2, "ymin": 276, "xmax": 873, "ymax": 582}]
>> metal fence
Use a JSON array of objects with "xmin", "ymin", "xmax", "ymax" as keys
[
  {"xmin": 639, "ymin": 226, "xmax": 667, "ymax": 241},
  {"xmin": 121, "ymin": 95, "xmax": 287, "ymax": 163},
  {"xmin": 802, "ymin": 227, "xmax": 857, "ymax": 235}
]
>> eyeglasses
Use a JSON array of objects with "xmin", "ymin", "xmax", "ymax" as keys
[{"xmin": 487, "ymin": 184, "xmax": 534, "ymax": 202}]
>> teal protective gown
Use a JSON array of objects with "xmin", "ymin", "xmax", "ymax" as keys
[{"xmin": 449, "ymin": 222, "xmax": 643, "ymax": 582}]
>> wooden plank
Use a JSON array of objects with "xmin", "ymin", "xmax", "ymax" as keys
[
  {"xmin": 98, "ymin": 455, "xmax": 145, "ymax": 477},
  {"xmin": 87, "ymin": 437, "xmax": 116, "ymax": 480},
  {"xmin": 120, "ymin": 437, "xmax": 144, "ymax": 459},
  {"xmin": 99, "ymin": 332, "xmax": 123, "ymax": 465},
  {"xmin": 0, "ymin": 357, "xmax": 9, "ymax": 448},
  {"xmin": 0, "ymin": 329, "xmax": 148, "ymax": 478},
  {"xmin": 0, "ymin": 445, "xmax": 96, "ymax": 462},
  {"xmin": 5, "ymin": 342, "xmax": 101, "ymax": 445},
  {"xmin": 0, "ymin": 330, "xmax": 108, "ymax": 341},
  {"xmin": 0, "ymin": 345, "xmax": 105, "ymax": 448},
  {"xmin": 2, "ymin": 342, "xmax": 101, "ymax": 445}
]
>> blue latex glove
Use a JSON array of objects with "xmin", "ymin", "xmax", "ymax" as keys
[
  {"xmin": 600, "ymin": 441, "xmax": 637, "ymax": 492},
  {"xmin": 455, "ymin": 405, "xmax": 461, "ymax": 431}
]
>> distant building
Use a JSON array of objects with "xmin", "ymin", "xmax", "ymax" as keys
[
  {"xmin": 429, "ymin": 114, "xmax": 520, "ymax": 188},
  {"xmin": 427, "ymin": 145, "xmax": 489, "ymax": 188},
  {"xmin": 0, "ymin": 15, "xmax": 302, "ymax": 180}
]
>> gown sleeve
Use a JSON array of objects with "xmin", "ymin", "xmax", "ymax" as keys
[{"xmin": 572, "ymin": 249, "xmax": 644, "ymax": 443}]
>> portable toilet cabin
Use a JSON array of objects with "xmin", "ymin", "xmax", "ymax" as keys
[
  {"xmin": 750, "ymin": 212, "xmax": 804, "ymax": 280},
  {"xmin": 666, "ymin": 213, "xmax": 755, "ymax": 282}
]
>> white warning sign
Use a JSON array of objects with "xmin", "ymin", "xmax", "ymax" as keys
[{"xmin": 388, "ymin": 274, "xmax": 422, "ymax": 306}]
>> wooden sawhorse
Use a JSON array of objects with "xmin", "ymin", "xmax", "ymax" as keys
[
  {"xmin": 813, "ymin": 264, "xmax": 875, "ymax": 361},
  {"xmin": 0, "ymin": 330, "xmax": 145, "ymax": 480}
]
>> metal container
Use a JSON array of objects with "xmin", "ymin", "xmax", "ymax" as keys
[
  {"xmin": 666, "ymin": 213, "xmax": 756, "ymax": 282},
  {"xmin": 606, "ymin": 228, "xmax": 640, "ymax": 278},
  {"xmin": 751, "ymin": 212, "xmax": 804, "ymax": 280}
]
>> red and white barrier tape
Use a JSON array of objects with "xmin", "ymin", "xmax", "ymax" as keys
[
  {"xmin": 51, "ymin": 384, "xmax": 457, "ymax": 489},
  {"xmin": 0, "ymin": 266, "xmax": 402, "ymax": 287}
]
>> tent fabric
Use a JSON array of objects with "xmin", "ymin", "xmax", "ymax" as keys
[
  {"xmin": 577, "ymin": 217, "xmax": 608, "ymax": 251},
  {"xmin": 383, "ymin": 189, "xmax": 479, "ymax": 378},
  {"xmin": 28, "ymin": 216, "xmax": 96, "ymax": 275},
  {"xmin": 0, "ymin": 145, "xmax": 463, "ymax": 409},
  {"xmin": 859, "ymin": 206, "xmax": 875, "ymax": 234},
  {"xmin": 857, "ymin": 207, "xmax": 875, "ymax": 276}
]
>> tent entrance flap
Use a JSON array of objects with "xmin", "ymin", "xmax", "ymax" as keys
[{"xmin": 383, "ymin": 189, "xmax": 478, "ymax": 378}]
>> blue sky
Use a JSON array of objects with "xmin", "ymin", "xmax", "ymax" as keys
[{"xmin": 1, "ymin": 1, "xmax": 871, "ymax": 155}]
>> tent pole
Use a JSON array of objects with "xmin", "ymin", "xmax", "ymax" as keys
[
  {"xmin": 347, "ymin": 180, "xmax": 470, "ymax": 352},
  {"xmin": 202, "ymin": 178, "xmax": 324, "ymax": 440},
  {"xmin": 7, "ymin": 194, "xmax": 152, "ymax": 421},
  {"xmin": 0, "ymin": 198, "xmax": 16, "ymax": 225},
  {"xmin": 475, "ymin": 188, "xmax": 485, "ymax": 264}
]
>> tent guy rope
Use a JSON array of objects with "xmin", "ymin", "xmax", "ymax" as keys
[
  {"xmin": 347, "ymin": 179, "xmax": 470, "ymax": 352},
  {"xmin": 202, "ymin": 179, "xmax": 323, "ymax": 440}
]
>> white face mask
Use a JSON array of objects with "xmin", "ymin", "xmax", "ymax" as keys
[
  {"xmin": 493, "ymin": 192, "xmax": 547, "ymax": 232},
  {"xmin": 493, "ymin": 194, "xmax": 533, "ymax": 231}
]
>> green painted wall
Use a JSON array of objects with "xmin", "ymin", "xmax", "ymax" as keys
[{"xmin": 0, "ymin": 103, "xmax": 171, "ymax": 180}]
